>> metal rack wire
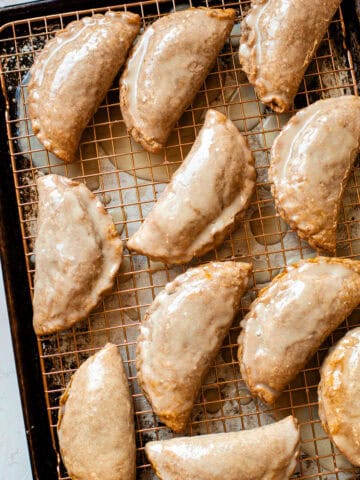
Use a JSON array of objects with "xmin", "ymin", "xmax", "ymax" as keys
[{"xmin": 1, "ymin": 0, "xmax": 360, "ymax": 478}]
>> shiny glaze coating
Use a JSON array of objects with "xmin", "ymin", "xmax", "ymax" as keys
[
  {"xmin": 58, "ymin": 343, "xmax": 136, "ymax": 480},
  {"xmin": 146, "ymin": 416, "xmax": 300, "ymax": 480},
  {"xmin": 238, "ymin": 257, "xmax": 360, "ymax": 404},
  {"xmin": 127, "ymin": 110, "xmax": 256, "ymax": 264},
  {"xmin": 319, "ymin": 327, "xmax": 360, "ymax": 466},
  {"xmin": 120, "ymin": 8, "xmax": 235, "ymax": 152},
  {"xmin": 270, "ymin": 96, "xmax": 360, "ymax": 253},
  {"xmin": 29, "ymin": 11, "xmax": 140, "ymax": 162},
  {"xmin": 239, "ymin": 0, "xmax": 341, "ymax": 112},
  {"xmin": 137, "ymin": 261, "xmax": 252, "ymax": 432},
  {"xmin": 33, "ymin": 174, "xmax": 123, "ymax": 334}
]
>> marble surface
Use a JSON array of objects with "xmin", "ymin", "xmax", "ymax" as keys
[
  {"xmin": 0, "ymin": 263, "xmax": 32, "ymax": 480},
  {"xmin": 1, "ymin": 0, "xmax": 40, "ymax": 477},
  {"xmin": 0, "ymin": 0, "xmax": 38, "ymax": 7}
]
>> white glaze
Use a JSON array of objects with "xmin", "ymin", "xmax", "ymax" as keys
[
  {"xmin": 136, "ymin": 261, "xmax": 251, "ymax": 432},
  {"xmin": 28, "ymin": 12, "xmax": 140, "ymax": 162},
  {"xmin": 33, "ymin": 174, "xmax": 123, "ymax": 334},
  {"xmin": 238, "ymin": 257, "xmax": 360, "ymax": 404},
  {"xmin": 127, "ymin": 110, "xmax": 256, "ymax": 264},
  {"xmin": 58, "ymin": 343, "xmax": 136, "ymax": 480},
  {"xmin": 239, "ymin": 0, "xmax": 341, "ymax": 112},
  {"xmin": 319, "ymin": 327, "xmax": 360, "ymax": 466},
  {"xmin": 120, "ymin": 8, "xmax": 235, "ymax": 152},
  {"xmin": 146, "ymin": 416, "xmax": 300, "ymax": 480},
  {"xmin": 270, "ymin": 96, "xmax": 360, "ymax": 252},
  {"xmin": 121, "ymin": 26, "xmax": 155, "ymax": 119}
]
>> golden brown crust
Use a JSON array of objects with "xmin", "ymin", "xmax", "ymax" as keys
[
  {"xmin": 127, "ymin": 110, "xmax": 256, "ymax": 264},
  {"xmin": 33, "ymin": 174, "xmax": 123, "ymax": 335},
  {"xmin": 318, "ymin": 328, "xmax": 360, "ymax": 466},
  {"xmin": 145, "ymin": 416, "xmax": 300, "ymax": 480},
  {"xmin": 239, "ymin": 0, "xmax": 341, "ymax": 112},
  {"xmin": 120, "ymin": 8, "xmax": 235, "ymax": 152},
  {"xmin": 136, "ymin": 261, "xmax": 251, "ymax": 432},
  {"xmin": 28, "ymin": 11, "xmax": 140, "ymax": 162},
  {"xmin": 57, "ymin": 343, "xmax": 136, "ymax": 480},
  {"xmin": 270, "ymin": 96, "xmax": 360, "ymax": 253},
  {"xmin": 238, "ymin": 257, "xmax": 360, "ymax": 404}
]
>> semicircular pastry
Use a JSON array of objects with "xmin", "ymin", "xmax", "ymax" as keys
[
  {"xmin": 319, "ymin": 327, "xmax": 360, "ymax": 467},
  {"xmin": 120, "ymin": 7, "xmax": 235, "ymax": 153},
  {"xmin": 136, "ymin": 261, "xmax": 252, "ymax": 433},
  {"xmin": 145, "ymin": 416, "xmax": 300, "ymax": 479},
  {"xmin": 127, "ymin": 110, "xmax": 256, "ymax": 264},
  {"xmin": 33, "ymin": 174, "xmax": 123, "ymax": 335},
  {"xmin": 238, "ymin": 257, "xmax": 360, "ymax": 404},
  {"xmin": 58, "ymin": 343, "xmax": 136, "ymax": 480},
  {"xmin": 239, "ymin": 0, "xmax": 341, "ymax": 112},
  {"xmin": 28, "ymin": 11, "xmax": 140, "ymax": 163},
  {"xmin": 269, "ymin": 96, "xmax": 360, "ymax": 253}
]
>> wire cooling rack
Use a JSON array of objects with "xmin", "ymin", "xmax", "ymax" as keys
[{"xmin": 1, "ymin": 0, "xmax": 360, "ymax": 478}]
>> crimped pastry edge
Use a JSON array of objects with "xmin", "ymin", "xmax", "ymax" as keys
[
  {"xmin": 28, "ymin": 11, "xmax": 140, "ymax": 163},
  {"xmin": 33, "ymin": 175, "xmax": 124, "ymax": 335}
]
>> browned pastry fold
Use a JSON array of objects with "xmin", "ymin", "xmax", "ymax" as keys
[
  {"xmin": 137, "ymin": 261, "xmax": 252, "ymax": 432},
  {"xmin": 270, "ymin": 96, "xmax": 360, "ymax": 253},
  {"xmin": 33, "ymin": 174, "xmax": 123, "ymax": 335},
  {"xmin": 318, "ymin": 327, "xmax": 360, "ymax": 467},
  {"xmin": 120, "ymin": 8, "xmax": 235, "ymax": 153},
  {"xmin": 238, "ymin": 257, "xmax": 360, "ymax": 404},
  {"xmin": 239, "ymin": 0, "xmax": 341, "ymax": 112},
  {"xmin": 28, "ymin": 11, "xmax": 140, "ymax": 163},
  {"xmin": 127, "ymin": 110, "xmax": 256, "ymax": 264},
  {"xmin": 146, "ymin": 416, "xmax": 300, "ymax": 480},
  {"xmin": 58, "ymin": 343, "xmax": 136, "ymax": 480}
]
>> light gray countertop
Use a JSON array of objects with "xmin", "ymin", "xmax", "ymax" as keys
[
  {"xmin": 1, "ymin": 3, "xmax": 42, "ymax": 479},
  {"xmin": 0, "ymin": 0, "xmax": 39, "ymax": 6},
  {"xmin": 0, "ymin": 269, "xmax": 33, "ymax": 479},
  {"xmin": 1, "ymin": 2, "xmax": 54, "ymax": 479}
]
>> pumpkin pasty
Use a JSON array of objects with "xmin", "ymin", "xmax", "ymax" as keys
[
  {"xmin": 146, "ymin": 416, "xmax": 300, "ymax": 480},
  {"xmin": 58, "ymin": 343, "xmax": 136, "ymax": 480},
  {"xmin": 137, "ymin": 261, "xmax": 251, "ymax": 432},
  {"xmin": 239, "ymin": 0, "xmax": 341, "ymax": 112},
  {"xmin": 127, "ymin": 110, "xmax": 256, "ymax": 264},
  {"xmin": 319, "ymin": 327, "xmax": 360, "ymax": 467},
  {"xmin": 120, "ymin": 8, "xmax": 235, "ymax": 153},
  {"xmin": 28, "ymin": 11, "xmax": 140, "ymax": 163},
  {"xmin": 238, "ymin": 257, "xmax": 360, "ymax": 404},
  {"xmin": 33, "ymin": 174, "xmax": 123, "ymax": 334},
  {"xmin": 270, "ymin": 96, "xmax": 360, "ymax": 253}
]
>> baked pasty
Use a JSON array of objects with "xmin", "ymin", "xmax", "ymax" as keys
[
  {"xmin": 28, "ymin": 11, "xmax": 140, "ymax": 163},
  {"xmin": 33, "ymin": 174, "xmax": 123, "ymax": 334},
  {"xmin": 58, "ymin": 343, "xmax": 136, "ymax": 480},
  {"xmin": 238, "ymin": 257, "xmax": 360, "ymax": 404},
  {"xmin": 146, "ymin": 416, "xmax": 300, "ymax": 480},
  {"xmin": 319, "ymin": 327, "xmax": 360, "ymax": 466},
  {"xmin": 269, "ymin": 96, "xmax": 360, "ymax": 253},
  {"xmin": 239, "ymin": 0, "xmax": 341, "ymax": 112},
  {"xmin": 120, "ymin": 8, "xmax": 235, "ymax": 152},
  {"xmin": 127, "ymin": 110, "xmax": 256, "ymax": 264},
  {"xmin": 137, "ymin": 261, "xmax": 251, "ymax": 432}
]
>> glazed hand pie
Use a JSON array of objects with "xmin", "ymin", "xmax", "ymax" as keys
[
  {"xmin": 28, "ymin": 11, "xmax": 140, "ymax": 163},
  {"xmin": 239, "ymin": 0, "xmax": 341, "ymax": 112},
  {"xmin": 120, "ymin": 8, "xmax": 235, "ymax": 152},
  {"xmin": 238, "ymin": 257, "xmax": 360, "ymax": 404},
  {"xmin": 319, "ymin": 327, "xmax": 360, "ymax": 466},
  {"xmin": 127, "ymin": 110, "xmax": 256, "ymax": 264},
  {"xmin": 146, "ymin": 416, "xmax": 300, "ymax": 480},
  {"xmin": 58, "ymin": 343, "xmax": 136, "ymax": 480},
  {"xmin": 270, "ymin": 96, "xmax": 360, "ymax": 253},
  {"xmin": 137, "ymin": 261, "xmax": 251, "ymax": 432},
  {"xmin": 33, "ymin": 174, "xmax": 123, "ymax": 335}
]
